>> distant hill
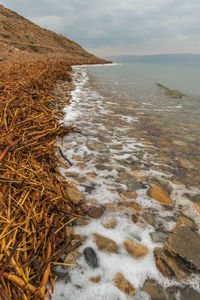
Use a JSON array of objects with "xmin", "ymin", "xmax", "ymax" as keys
[
  {"xmin": 106, "ymin": 54, "xmax": 200, "ymax": 64},
  {"xmin": 0, "ymin": 4, "xmax": 107, "ymax": 64}
]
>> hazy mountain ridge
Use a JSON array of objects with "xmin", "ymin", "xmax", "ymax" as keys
[
  {"xmin": 106, "ymin": 53, "xmax": 200, "ymax": 64},
  {"xmin": 0, "ymin": 4, "xmax": 107, "ymax": 64}
]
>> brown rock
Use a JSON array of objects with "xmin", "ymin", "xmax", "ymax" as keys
[
  {"xmin": 64, "ymin": 251, "xmax": 82, "ymax": 265},
  {"xmin": 86, "ymin": 172, "xmax": 97, "ymax": 178},
  {"xmin": 114, "ymin": 272, "xmax": 136, "ymax": 296},
  {"xmin": 66, "ymin": 185, "xmax": 85, "ymax": 205},
  {"xmin": 148, "ymin": 186, "xmax": 173, "ymax": 205},
  {"xmin": 124, "ymin": 191, "xmax": 138, "ymax": 198},
  {"xmin": 65, "ymin": 226, "xmax": 74, "ymax": 239},
  {"xmin": 123, "ymin": 240, "xmax": 149, "ymax": 258},
  {"xmin": 103, "ymin": 217, "xmax": 117, "ymax": 229},
  {"xmin": 80, "ymin": 202, "xmax": 89, "ymax": 214},
  {"xmin": 165, "ymin": 224, "xmax": 200, "ymax": 272},
  {"xmin": 89, "ymin": 275, "xmax": 101, "ymax": 283},
  {"xmin": 154, "ymin": 247, "xmax": 188, "ymax": 281},
  {"xmin": 130, "ymin": 203, "xmax": 141, "ymax": 212},
  {"xmin": 131, "ymin": 214, "xmax": 138, "ymax": 224},
  {"xmin": 103, "ymin": 203, "xmax": 116, "ymax": 210},
  {"xmin": 77, "ymin": 162, "xmax": 86, "ymax": 169},
  {"xmin": 88, "ymin": 206, "xmax": 104, "ymax": 219},
  {"xmin": 94, "ymin": 234, "xmax": 119, "ymax": 253}
]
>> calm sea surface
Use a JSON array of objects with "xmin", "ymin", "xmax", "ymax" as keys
[{"xmin": 53, "ymin": 63, "xmax": 200, "ymax": 299}]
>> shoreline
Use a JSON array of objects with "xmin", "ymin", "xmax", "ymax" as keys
[{"xmin": 53, "ymin": 65, "xmax": 200, "ymax": 300}]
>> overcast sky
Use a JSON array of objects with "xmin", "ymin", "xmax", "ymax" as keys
[{"xmin": 1, "ymin": 0, "xmax": 200, "ymax": 56}]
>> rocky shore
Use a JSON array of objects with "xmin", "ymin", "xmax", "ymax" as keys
[{"xmin": 51, "ymin": 66, "xmax": 200, "ymax": 300}]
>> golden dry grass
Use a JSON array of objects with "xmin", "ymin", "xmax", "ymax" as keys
[{"xmin": 0, "ymin": 60, "xmax": 84, "ymax": 299}]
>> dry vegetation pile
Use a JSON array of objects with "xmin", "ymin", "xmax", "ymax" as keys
[{"xmin": 0, "ymin": 60, "xmax": 84, "ymax": 299}]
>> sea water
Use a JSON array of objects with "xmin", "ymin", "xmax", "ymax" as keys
[{"xmin": 53, "ymin": 62, "xmax": 200, "ymax": 299}]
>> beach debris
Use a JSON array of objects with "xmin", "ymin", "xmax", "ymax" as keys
[
  {"xmin": 114, "ymin": 272, "xmax": 136, "ymax": 296},
  {"xmin": 83, "ymin": 247, "xmax": 98, "ymax": 268},
  {"xmin": 123, "ymin": 240, "xmax": 149, "ymax": 258},
  {"xmin": 0, "ymin": 60, "xmax": 89, "ymax": 299}
]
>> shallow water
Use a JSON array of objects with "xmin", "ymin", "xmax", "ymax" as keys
[{"xmin": 53, "ymin": 64, "xmax": 200, "ymax": 299}]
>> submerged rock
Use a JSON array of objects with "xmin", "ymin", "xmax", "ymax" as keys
[
  {"xmin": 89, "ymin": 275, "xmax": 101, "ymax": 283},
  {"xmin": 83, "ymin": 247, "xmax": 98, "ymax": 268},
  {"xmin": 148, "ymin": 185, "xmax": 173, "ymax": 205},
  {"xmin": 150, "ymin": 231, "xmax": 169, "ymax": 243},
  {"xmin": 88, "ymin": 206, "xmax": 104, "ymax": 218},
  {"xmin": 66, "ymin": 185, "xmax": 85, "ymax": 205},
  {"xmin": 103, "ymin": 217, "xmax": 117, "ymax": 229},
  {"xmin": 154, "ymin": 247, "xmax": 189, "ymax": 281},
  {"xmin": 94, "ymin": 234, "xmax": 119, "ymax": 253},
  {"xmin": 142, "ymin": 279, "xmax": 167, "ymax": 300},
  {"xmin": 165, "ymin": 224, "xmax": 200, "ymax": 272},
  {"xmin": 157, "ymin": 83, "xmax": 183, "ymax": 98},
  {"xmin": 123, "ymin": 240, "xmax": 149, "ymax": 258},
  {"xmin": 114, "ymin": 272, "xmax": 136, "ymax": 296},
  {"xmin": 154, "ymin": 223, "xmax": 200, "ymax": 282},
  {"xmin": 180, "ymin": 286, "xmax": 200, "ymax": 300}
]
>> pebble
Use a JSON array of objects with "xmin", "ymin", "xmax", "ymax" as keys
[
  {"xmin": 83, "ymin": 247, "xmax": 98, "ymax": 268},
  {"xmin": 88, "ymin": 206, "xmax": 104, "ymax": 218},
  {"xmin": 123, "ymin": 239, "xmax": 149, "ymax": 258},
  {"xmin": 65, "ymin": 226, "xmax": 74, "ymax": 239},
  {"xmin": 150, "ymin": 231, "xmax": 169, "ymax": 243},
  {"xmin": 103, "ymin": 217, "xmax": 117, "ymax": 229},
  {"xmin": 142, "ymin": 279, "xmax": 166, "ymax": 300},
  {"xmin": 66, "ymin": 185, "xmax": 85, "ymax": 205},
  {"xmin": 94, "ymin": 234, "xmax": 119, "ymax": 253},
  {"xmin": 148, "ymin": 185, "xmax": 173, "ymax": 205},
  {"xmin": 114, "ymin": 272, "xmax": 136, "ymax": 296},
  {"xmin": 64, "ymin": 251, "xmax": 82, "ymax": 265},
  {"xmin": 89, "ymin": 275, "xmax": 101, "ymax": 283}
]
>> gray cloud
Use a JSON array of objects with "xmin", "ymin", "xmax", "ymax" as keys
[{"xmin": 1, "ymin": 0, "xmax": 200, "ymax": 55}]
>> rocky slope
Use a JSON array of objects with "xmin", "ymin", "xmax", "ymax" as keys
[{"xmin": 0, "ymin": 4, "xmax": 107, "ymax": 64}]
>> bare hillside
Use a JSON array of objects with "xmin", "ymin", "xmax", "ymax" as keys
[{"xmin": 0, "ymin": 4, "xmax": 107, "ymax": 64}]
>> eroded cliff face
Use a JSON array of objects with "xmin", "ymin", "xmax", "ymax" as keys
[{"xmin": 0, "ymin": 4, "xmax": 107, "ymax": 64}]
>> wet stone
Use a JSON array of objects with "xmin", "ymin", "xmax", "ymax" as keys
[
  {"xmin": 142, "ymin": 279, "xmax": 167, "ymax": 300},
  {"xmin": 165, "ymin": 286, "xmax": 180, "ymax": 300},
  {"xmin": 88, "ymin": 206, "xmax": 104, "ymax": 219},
  {"xmin": 51, "ymin": 265, "xmax": 69, "ymax": 280},
  {"xmin": 114, "ymin": 272, "xmax": 136, "ymax": 297},
  {"xmin": 89, "ymin": 275, "xmax": 101, "ymax": 283},
  {"xmin": 141, "ymin": 212, "xmax": 157, "ymax": 227},
  {"xmin": 180, "ymin": 286, "xmax": 200, "ymax": 300},
  {"xmin": 154, "ymin": 247, "xmax": 189, "ymax": 281},
  {"xmin": 94, "ymin": 234, "xmax": 119, "ymax": 253},
  {"xmin": 103, "ymin": 217, "xmax": 117, "ymax": 229},
  {"xmin": 75, "ymin": 218, "xmax": 89, "ymax": 226},
  {"xmin": 64, "ymin": 251, "xmax": 82, "ymax": 265},
  {"xmin": 150, "ymin": 231, "xmax": 169, "ymax": 243},
  {"xmin": 165, "ymin": 224, "xmax": 200, "ymax": 272},
  {"xmin": 66, "ymin": 185, "xmax": 85, "ymax": 205},
  {"xmin": 83, "ymin": 247, "xmax": 98, "ymax": 268},
  {"xmin": 123, "ymin": 239, "xmax": 149, "ymax": 258},
  {"xmin": 148, "ymin": 185, "xmax": 173, "ymax": 205}
]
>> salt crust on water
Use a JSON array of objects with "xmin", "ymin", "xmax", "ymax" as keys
[{"xmin": 53, "ymin": 65, "xmax": 200, "ymax": 299}]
